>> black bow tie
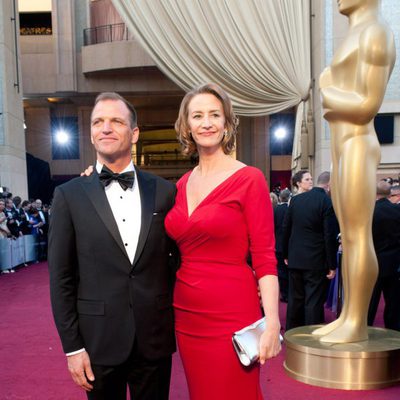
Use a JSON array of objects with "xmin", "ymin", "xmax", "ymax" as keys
[{"xmin": 99, "ymin": 165, "xmax": 135, "ymax": 191}]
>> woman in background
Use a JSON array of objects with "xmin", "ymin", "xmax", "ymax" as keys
[
  {"xmin": 270, "ymin": 192, "xmax": 279, "ymax": 210},
  {"xmin": 291, "ymin": 170, "xmax": 313, "ymax": 195},
  {"xmin": 165, "ymin": 83, "xmax": 281, "ymax": 400}
]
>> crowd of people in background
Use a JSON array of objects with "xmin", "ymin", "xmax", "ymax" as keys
[
  {"xmin": 2, "ymin": 169, "xmax": 400, "ymax": 334},
  {"xmin": 0, "ymin": 194, "xmax": 49, "ymax": 273},
  {"xmin": 271, "ymin": 171, "xmax": 400, "ymax": 333}
]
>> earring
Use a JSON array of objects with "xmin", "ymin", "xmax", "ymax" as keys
[{"xmin": 224, "ymin": 130, "xmax": 228, "ymax": 137}]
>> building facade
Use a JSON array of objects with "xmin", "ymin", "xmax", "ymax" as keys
[{"xmin": 0, "ymin": 0, "xmax": 398, "ymax": 199}]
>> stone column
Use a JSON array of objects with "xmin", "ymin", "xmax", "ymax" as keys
[
  {"xmin": 0, "ymin": 0, "xmax": 28, "ymax": 198},
  {"xmin": 52, "ymin": 0, "xmax": 77, "ymax": 91}
]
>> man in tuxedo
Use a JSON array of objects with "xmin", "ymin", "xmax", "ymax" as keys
[
  {"xmin": 368, "ymin": 181, "xmax": 400, "ymax": 330},
  {"xmin": 19, "ymin": 200, "xmax": 32, "ymax": 235},
  {"xmin": 48, "ymin": 92, "xmax": 177, "ymax": 399},
  {"xmin": 283, "ymin": 171, "xmax": 338, "ymax": 331},
  {"xmin": 34, "ymin": 199, "xmax": 48, "ymax": 260},
  {"xmin": 274, "ymin": 188, "xmax": 291, "ymax": 302},
  {"xmin": 4, "ymin": 198, "xmax": 21, "ymax": 238}
]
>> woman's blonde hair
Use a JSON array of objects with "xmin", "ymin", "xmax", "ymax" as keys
[{"xmin": 175, "ymin": 83, "xmax": 239, "ymax": 156}]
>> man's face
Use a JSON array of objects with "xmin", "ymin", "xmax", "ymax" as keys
[
  {"xmin": 35, "ymin": 200, "xmax": 42, "ymax": 209},
  {"xmin": 5, "ymin": 199, "xmax": 13, "ymax": 209},
  {"xmin": 389, "ymin": 188, "xmax": 400, "ymax": 204},
  {"xmin": 90, "ymin": 99, "xmax": 139, "ymax": 164}
]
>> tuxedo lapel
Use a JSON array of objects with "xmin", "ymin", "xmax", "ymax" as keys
[
  {"xmin": 80, "ymin": 171, "xmax": 128, "ymax": 257},
  {"xmin": 133, "ymin": 169, "xmax": 155, "ymax": 267}
]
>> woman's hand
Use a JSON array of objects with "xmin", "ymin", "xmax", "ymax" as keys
[
  {"xmin": 259, "ymin": 317, "xmax": 281, "ymax": 365},
  {"xmin": 81, "ymin": 165, "xmax": 94, "ymax": 177}
]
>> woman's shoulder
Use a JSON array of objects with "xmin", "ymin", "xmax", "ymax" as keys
[{"xmin": 237, "ymin": 165, "xmax": 266, "ymax": 181}]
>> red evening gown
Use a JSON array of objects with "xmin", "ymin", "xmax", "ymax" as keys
[{"xmin": 165, "ymin": 166, "xmax": 277, "ymax": 400}]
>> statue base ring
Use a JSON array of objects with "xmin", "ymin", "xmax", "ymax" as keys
[{"xmin": 284, "ymin": 325, "xmax": 400, "ymax": 390}]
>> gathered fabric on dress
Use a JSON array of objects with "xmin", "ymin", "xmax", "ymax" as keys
[{"xmin": 165, "ymin": 166, "xmax": 277, "ymax": 400}]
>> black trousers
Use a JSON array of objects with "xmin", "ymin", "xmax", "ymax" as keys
[
  {"xmin": 276, "ymin": 252, "xmax": 288, "ymax": 301},
  {"xmin": 368, "ymin": 274, "xmax": 400, "ymax": 331},
  {"xmin": 286, "ymin": 268, "xmax": 328, "ymax": 331},
  {"xmin": 87, "ymin": 344, "xmax": 172, "ymax": 400}
]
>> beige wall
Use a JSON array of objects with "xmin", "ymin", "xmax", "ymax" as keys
[
  {"xmin": 82, "ymin": 40, "xmax": 156, "ymax": 73},
  {"xmin": 20, "ymin": 36, "xmax": 56, "ymax": 94}
]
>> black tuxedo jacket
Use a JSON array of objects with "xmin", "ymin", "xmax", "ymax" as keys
[
  {"xmin": 274, "ymin": 203, "xmax": 288, "ymax": 254},
  {"xmin": 372, "ymin": 198, "xmax": 400, "ymax": 277},
  {"xmin": 282, "ymin": 187, "xmax": 338, "ymax": 270},
  {"xmin": 48, "ymin": 169, "xmax": 177, "ymax": 366}
]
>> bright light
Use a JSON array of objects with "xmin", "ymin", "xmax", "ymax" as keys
[
  {"xmin": 274, "ymin": 127, "xmax": 287, "ymax": 140},
  {"xmin": 55, "ymin": 130, "xmax": 69, "ymax": 144}
]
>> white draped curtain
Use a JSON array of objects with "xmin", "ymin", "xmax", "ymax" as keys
[{"xmin": 111, "ymin": 0, "xmax": 311, "ymax": 169}]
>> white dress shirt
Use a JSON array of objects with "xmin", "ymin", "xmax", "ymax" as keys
[{"xmin": 96, "ymin": 161, "xmax": 141, "ymax": 264}]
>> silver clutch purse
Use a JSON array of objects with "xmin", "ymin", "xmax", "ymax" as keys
[{"xmin": 232, "ymin": 317, "xmax": 283, "ymax": 366}]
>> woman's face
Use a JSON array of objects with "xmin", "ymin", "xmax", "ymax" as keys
[
  {"xmin": 187, "ymin": 93, "xmax": 226, "ymax": 153},
  {"xmin": 298, "ymin": 172, "xmax": 313, "ymax": 192}
]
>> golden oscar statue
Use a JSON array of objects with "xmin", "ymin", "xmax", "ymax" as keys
[
  {"xmin": 313, "ymin": 0, "xmax": 395, "ymax": 343},
  {"xmin": 284, "ymin": 0, "xmax": 400, "ymax": 389}
]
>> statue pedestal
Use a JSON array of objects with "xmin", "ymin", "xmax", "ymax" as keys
[{"xmin": 284, "ymin": 325, "xmax": 400, "ymax": 390}]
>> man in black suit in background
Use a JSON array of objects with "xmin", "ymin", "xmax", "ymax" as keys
[
  {"xmin": 48, "ymin": 92, "xmax": 177, "ymax": 399},
  {"xmin": 283, "ymin": 171, "xmax": 338, "ymax": 331},
  {"xmin": 274, "ymin": 188, "xmax": 291, "ymax": 302},
  {"xmin": 368, "ymin": 181, "xmax": 400, "ymax": 331}
]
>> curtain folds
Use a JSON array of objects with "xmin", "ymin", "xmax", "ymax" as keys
[{"xmin": 111, "ymin": 0, "xmax": 311, "ymax": 167}]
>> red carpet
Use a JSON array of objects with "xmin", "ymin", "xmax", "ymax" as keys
[{"xmin": 0, "ymin": 263, "xmax": 399, "ymax": 399}]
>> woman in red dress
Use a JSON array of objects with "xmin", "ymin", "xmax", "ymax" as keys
[{"xmin": 165, "ymin": 83, "xmax": 281, "ymax": 399}]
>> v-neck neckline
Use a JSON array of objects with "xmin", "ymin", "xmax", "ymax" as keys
[{"xmin": 184, "ymin": 166, "xmax": 248, "ymax": 219}]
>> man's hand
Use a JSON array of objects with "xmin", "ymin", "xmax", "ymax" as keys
[
  {"xmin": 326, "ymin": 269, "xmax": 336, "ymax": 280},
  {"xmin": 67, "ymin": 351, "xmax": 95, "ymax": 392}
]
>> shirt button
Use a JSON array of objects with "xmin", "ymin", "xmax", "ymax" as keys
[
  {"xmin": 123, "ymin": 219, "xmax": 126, "ymax": 222},
  {"xmin": 120, "ymin": 196, "xmax": 123, "ymax": 199},
  {"xmin": 125, "ymin": 243, "xmax": 128, "ymax": 246}
]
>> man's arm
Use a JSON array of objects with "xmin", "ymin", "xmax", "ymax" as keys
[
  {"xmin": 48, "ymin": 186, "xmax": 83, "ymax": 352},
  {"xmin": 321, "ymin": 23, "xmax": 395, "ymax": 124},
  {"xmin": 48, "ymin": 186, "xmax": 95, "ymax": 391},
  {"xmin": 281, "ymin": 200, "xmax": 293, "ymax": 262}
]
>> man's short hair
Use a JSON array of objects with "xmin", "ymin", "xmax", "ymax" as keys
[
  {"xmin": 92, "ymin": 92, "xmax": 137, "ymax": 128},
  {"xmin": 13, "ymin": 196, "xmax": 21, "ymax": 207},
  {"xmin": 279, "ymin": 189, "xmax": 291, "ymax": 203},
  {"xmin": 317, "ymin": 171, "xmax": 330, "ymax": 185}
]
